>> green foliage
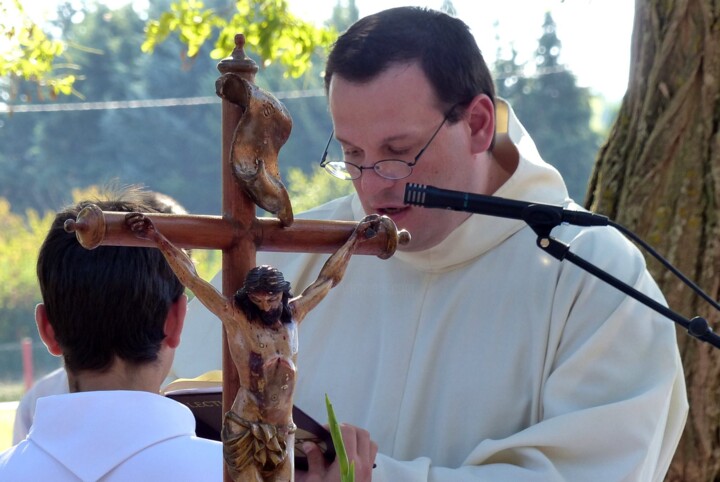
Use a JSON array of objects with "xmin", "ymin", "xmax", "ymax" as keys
[
  {"xmin": 286, "ymin": 167, "xmax": 354, "ymax": 213},
  {"xmin": 328, "ymin": 0, "xmax": 358, "ymax": 32},
  {"xmin": 0, "ymin": 197, "xmax": 55, "ymax": 379},
  {"xmin": 3, "ymin": 0, "xmax": 335, "ymax": 101},
  {"xmin": 0, "ymin": 0, "xmax": 77, "ymax": 99},
  {"xmin": 326, "ymin": 394, "xmax": 354, "ymax": 482},
  {"xmin": 190, "ymin": 249, "xmax": 222, "ymax": 286},
  {"xmin": 494, "ymin": 12, "xmax": 602, "ymax": 203},
  {"xmin": 0, "ymin": 198, "xmax": 50, "ymax": 317},
  {"xmin": 142, "ymin": 0, "xmax": 221, "ymax": 59},
  {"xmin": 143, "ymin": 0, "xmax": 337, "ymax": 77},
  {"xmin": 0, "ymin": 3, "xmax": 221, "ymax": 215},
  {"xmin": 0, "ymin": 1, "xmax": 349, "ymax": 218},
  {"xmin": 0, "ymin": 382, "xmax": 24, "ymax": 402}
]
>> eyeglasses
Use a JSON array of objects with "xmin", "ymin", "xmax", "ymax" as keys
[{"xmin": 319, "ymin": 106, "xmax": 456, "ymax": 181}]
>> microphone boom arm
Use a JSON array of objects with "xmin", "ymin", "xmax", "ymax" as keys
[
  {"xmin": 536, "ymin": 234, "xmax": 720, "ymax": 349},
  {"xmin": 404, "ymin": 183, "xmax": 720, "ymax": 349}
]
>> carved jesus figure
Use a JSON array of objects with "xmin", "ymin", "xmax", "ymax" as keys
[{"xmin": 125, "ymin": 212, "xmax": 387, "ymax": 481}]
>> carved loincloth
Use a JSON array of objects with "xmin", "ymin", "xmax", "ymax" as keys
[{"xmin": 222, "ymin": 410, "xmax": 297, "ymax": 479}]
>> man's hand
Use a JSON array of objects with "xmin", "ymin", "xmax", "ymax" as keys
[
  {"xmin": 125, "ymin": 212, "xmax": 157, "ymax": 241},
  {"xmin": 296, "ymin": 423, "xmax": 378, "ymax": 482}
]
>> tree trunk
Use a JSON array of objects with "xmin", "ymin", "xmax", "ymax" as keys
[{"xmin": 586, "ymin": 1, "xmax": 720, "ymax": 480}]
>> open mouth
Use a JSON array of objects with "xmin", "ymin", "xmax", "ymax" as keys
[{"xmin": 377, "ymin": 206, "xmax": 408, "ymax": 216}]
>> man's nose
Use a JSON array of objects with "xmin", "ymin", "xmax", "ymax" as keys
[{"xmin": 358, "ymin": 168, "xmax": 396, "ymax": 192}]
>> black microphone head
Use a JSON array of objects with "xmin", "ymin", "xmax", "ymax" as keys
[{"xmin": 404, "ymin": 183, "xmax": 427, "ymax": 206}]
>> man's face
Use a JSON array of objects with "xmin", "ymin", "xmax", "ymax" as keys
[
  {"xmin": 248, "ymin": 291, "xmax": 283, "ymax": 325},
  {"xmin": 328, "ymin": 62, "xmax": 490, "ymax": 252}
]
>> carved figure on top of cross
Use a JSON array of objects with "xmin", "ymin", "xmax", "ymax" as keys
[{"xmin": 216, "ymin": 34, "xmax": 295, "ymax": 227}]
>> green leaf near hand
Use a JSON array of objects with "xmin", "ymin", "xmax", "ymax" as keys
[{"xmin": 325, "ymin": 394, "xmax": 355, "ymax": 482}]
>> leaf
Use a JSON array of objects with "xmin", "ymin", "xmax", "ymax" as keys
[
  {"xmin": 143, "ymin": 0, "xmax": 337, "ymax": 78},
  {"xmin": 0, "ymin": 0, "xmax": 77, "ymax": 98},
  {"xmin": 325, "ymin": 394, "xmax": 354, "ymax": 482}
]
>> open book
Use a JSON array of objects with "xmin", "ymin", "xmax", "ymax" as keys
[{"xmin": 162, "ymin": 371, "xmax": 335, "ymax": 471}]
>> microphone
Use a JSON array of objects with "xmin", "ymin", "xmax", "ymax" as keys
[{"xmin": 404, "ymin": 183, "xmax": 609, "ymax": 228}]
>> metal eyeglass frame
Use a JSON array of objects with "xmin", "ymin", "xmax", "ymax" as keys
[{"xmin": 319, "ymin": 106, "xmax": 456, "ymax": 181}]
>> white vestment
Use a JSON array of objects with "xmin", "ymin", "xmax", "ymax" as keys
[
  {"xmin": 172, "ymin": 103, "xmax": 687, "ymax": 481},
  {"xmin": 1, "ymin": 390, "xmax": 222, "ymax": 481}
]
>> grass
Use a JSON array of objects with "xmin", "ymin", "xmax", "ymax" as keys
[
  {"xmin": 0, "ymin": 382, "xmax": 23, "ymax": 451},
  {"xmin": 0, "ymin": 402, "xmax": 16, "ymax": 451},
  {"xmin": 0, "ymin": 382, "xmax": 24, "ymax": 403}
]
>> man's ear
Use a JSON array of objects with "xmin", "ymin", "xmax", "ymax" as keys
[
  {"xmin": 466, "ymin": 94, "xmax": 495, "ymax": 154},
  {"xmin": 164, "ymin": 294, "xmax": 187, "ymax": 349},
  {"xmin": 35, "ymin": 304, "xmax": 62, "ymax": 356}
]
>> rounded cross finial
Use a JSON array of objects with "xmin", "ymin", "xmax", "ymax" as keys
[{"xmin": 217, "ymin": 33, "xmax": 259, "ymax": 79}]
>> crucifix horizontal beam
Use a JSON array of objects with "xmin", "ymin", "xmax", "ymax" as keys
[{"xmin": 65, "ymin": 210, "xmax": 407, "ymax": 257}]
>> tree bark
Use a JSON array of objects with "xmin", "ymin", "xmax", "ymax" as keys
[{"xmin": 586, "ymin": 1, "xmax": 720, "ymax": 480}]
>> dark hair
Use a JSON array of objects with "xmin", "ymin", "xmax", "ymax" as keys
[
  {"xmin": 324, "ymin": 7, "xmax": 495, "ymax": 122},
  {"xmin": 141, "ymin": 190, "xmax": 187, "ymax": 216},
  {"xmin": 233, "ymin": 266, "xmax": 293, "ymax": 325},
  {"xmin": 36, "ymin": 186, "xmax": 185, "ymax": 373}
]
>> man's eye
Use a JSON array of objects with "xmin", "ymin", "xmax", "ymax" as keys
[{"xmin": 387, "ymin": 147, "xmax": 410, "ymax": 156}]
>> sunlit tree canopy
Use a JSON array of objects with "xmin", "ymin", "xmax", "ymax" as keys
[
  {"xmin": 143, "ymin": 0, "xmax": 337, "ymax": 77},
  {"xmin": 0, "ymin": 0, "xmax": 337, "ymax": 102},
  {"xmin": 0, "ymin": 0, "xmax": 77, "ymax": 100}
]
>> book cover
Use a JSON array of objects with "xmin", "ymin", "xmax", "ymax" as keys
[{"xmin": 162, "ymin": 371, "xmax": 335, "ymax": 471}]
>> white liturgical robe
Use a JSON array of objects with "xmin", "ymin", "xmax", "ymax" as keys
[
  {"xmin": 0, "ymin": 390, "xmax": 222, "ymax": 481},
  {"xmin": 172, "ymin": 102, "xmax": 687, "ymax": 481}
]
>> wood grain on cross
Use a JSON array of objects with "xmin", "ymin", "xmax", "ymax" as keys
[{"xmin": 66, "ymin": 35, "xmax": 406, "ymax": 481}]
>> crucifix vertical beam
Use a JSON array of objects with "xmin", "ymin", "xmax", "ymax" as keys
[{"xmin": 216, "ymin": 36, "xmax": 258, "ymax": 455}]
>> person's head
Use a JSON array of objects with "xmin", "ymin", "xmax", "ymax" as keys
[
  {"xmin": 323, "ymin": 7, "xmax": 500, "ymax": 251},
  {"xmin": 141, "ymin": 190, "xmax": 188, "ymax": 216},
  {"xmin": 234, "ymin": 265, "xmax": 293, "ymax": 326},
  {"xmin": 35, "ymin": 186, "xmax": 187, "ymax": 379},
  {"xmin": 324, "ymin": 7, "xmax": 495, "ymax": 120}
]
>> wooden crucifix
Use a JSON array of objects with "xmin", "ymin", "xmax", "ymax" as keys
[{"xmin": 64, "ymin": 34, "xmax": 408, "ymax": 481}]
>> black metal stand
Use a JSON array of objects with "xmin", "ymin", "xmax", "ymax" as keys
[
  {"xmin": 403, "ymin": 183, "xmax": 720, "ymax": 350},
  {"xmin": 524, "ymin": 204, "xmax": 720, "ymax": 350}
]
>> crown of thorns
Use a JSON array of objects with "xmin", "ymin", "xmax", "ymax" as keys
[{"xmin": 241, "ymin": 265, "xmax": 291, "ymax": 293}]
